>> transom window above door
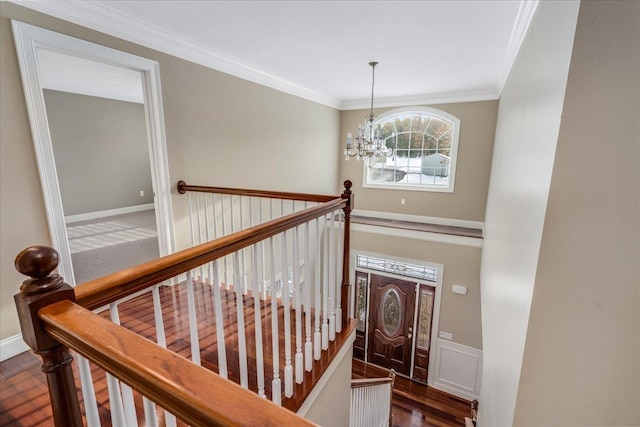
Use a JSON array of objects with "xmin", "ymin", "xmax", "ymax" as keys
[{"xmin": 363, "ymin": 107, "xmax": 460, "ymax": 193}]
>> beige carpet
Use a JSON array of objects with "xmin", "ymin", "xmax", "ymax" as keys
[{"xmin": 67, "ymin": 209, "xmax": 160, "ymax": 284}]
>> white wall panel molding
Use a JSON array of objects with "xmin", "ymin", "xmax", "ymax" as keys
[{"xmin": 432, "ymin": 339, "xmax": 482, "ymax": 400}]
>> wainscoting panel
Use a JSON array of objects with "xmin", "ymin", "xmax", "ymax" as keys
[{"xmin": 432, "ymin": 339, "xmax": 482, "ymax": 400}]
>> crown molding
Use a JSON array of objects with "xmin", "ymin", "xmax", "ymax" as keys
[
  {"xmin": 8, "ymin": 0, "xmax": 342, "ymax": 109},
  {"xmin": 497, "ymin": 0, "xmax": 540, "ymax": 95},
  {"xmin": 340, "ymin": 89, "xmax": 499, "ymax": 111},
  {"xmin": 9, "ymin": 0, "xmax": 533, "ymax": 111}
]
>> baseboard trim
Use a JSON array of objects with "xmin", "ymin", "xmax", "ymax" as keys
[
  {"xmin": 65, "ymin": 203, "xmax": 154, "ymax": 224},
  {"xmin": 0, "ymin": 334, "xmax": 29, "ymax": 362}
]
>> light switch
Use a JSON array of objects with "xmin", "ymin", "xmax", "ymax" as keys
[
  {"xmin": 140, "ymin": 190, "xmax": 145, "ymax": 197},
  {"xmin": 439, "ymin": 331, "xmax": 453, "ymax": 340}
]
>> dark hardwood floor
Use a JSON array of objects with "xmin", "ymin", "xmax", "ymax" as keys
[
  {"xmin": 1, "ymin": 281, "xmax": 471, "ymax": 426},
  {"xmin": 353, "ymin": 359, "xmax": 470, "ymax": 427}
]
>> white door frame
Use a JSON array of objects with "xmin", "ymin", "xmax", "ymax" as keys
[
  {"xmin": 350, "ymin": 250, "xmax": 443, "ymax": 386},
  {"xmin": 12, "ymin": 20, "xmax": 175, "ymax": 285}
]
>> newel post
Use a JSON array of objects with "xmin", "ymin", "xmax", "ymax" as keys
[
  {"xmin": 14, "ymin": 246, "xmax": 83, "ymax": 427},
  {"xmin": 341, "ymin": 180, "xmax": 353, "ymax": 329}
]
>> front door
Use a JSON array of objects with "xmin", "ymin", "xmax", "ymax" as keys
[{"xmin": 367, "ymin": 274, "xmax": 416, "ymax": 376}]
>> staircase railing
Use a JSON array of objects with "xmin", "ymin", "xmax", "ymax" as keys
[
  {"xmin": 350, "ymin": 370, "xmax": 396, "ymax": 427},
  {"xmin": 14, "ymin": 180, "xmax": 355, "ymax": 427}
]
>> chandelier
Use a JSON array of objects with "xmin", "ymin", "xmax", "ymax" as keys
[{"xmin": 344, "ymin": 61, "xmax": 393, "ymax": 167}]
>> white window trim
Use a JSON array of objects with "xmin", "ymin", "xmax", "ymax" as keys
[{"xmin": 362, "ymin": 106, "xmax": 461, "ymax": 193}]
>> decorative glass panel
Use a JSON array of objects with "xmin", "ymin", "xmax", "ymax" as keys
[
  {"xmin": 417, "ymin": 288, "xmax": 434, "ymax": 351},
  {"xmin": 356, "ymin": 254, "xmax": 437, "ymax": 282},
  {"xmin": 355, "ymin": 272, "xmax": 368, "ymax": 332},
  {"xmin": 381, "ymin": 288, "xmax": 402, "ymax": 336}
]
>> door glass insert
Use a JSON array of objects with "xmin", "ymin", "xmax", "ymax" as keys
[
  {"xmin": 417, "ymin": 289, "xmax": 434, "ymax": 350},
  {"xmin": 382, "ymin": 288, "xmax": 402, "ymax": 336}
]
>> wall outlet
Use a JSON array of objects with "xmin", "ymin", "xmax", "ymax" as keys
[
  {"xmin": 401, "ymin": 198, "xmax": 406, "ymax": 205},
  {"xmin": 439, "ymin": 331, "xmax": 453, "ymax": 340},
  {"xmin": 139, "ymin": 190, "xmax": 144, "ymax": 197}
]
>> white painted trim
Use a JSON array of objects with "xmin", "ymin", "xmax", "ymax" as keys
[
  {"xmin": 350, "ymin": 250, "xmax": 444, "ymax": 388},
  {"xmin": 65, "ymin": 203, "xmax": 155, "ymax": 224},
  {"xmin": 11, "ymin": 21, "xmax": 175, "ymax": 287},
  {"xmin": 341, "ymin": 89, "xmax": 499, "ymax": 111},
  {"xmin": 8, "ymin": 0, "xmax": 342, "ymax": 109},
  {"xmin": 0, "ymin": 334, "xmax": 29, "ymax": 362},
  {"xmin": 296, "ymin": 327, "xmax": 356, "ymax": 416},
  {"xmin": 352, "ymin": 209, "xmax": 484, "ymax": 231},
  {"xmin": 498, "ymin": 0, "xmax": 540, "ymax": 95},
  {"xmin": 352, "ymin": 223, "xmax": 483, "ymax": 248},
  {"xmin": 432, "ymin": 338, "xmax": 482, "ymax": 401}
]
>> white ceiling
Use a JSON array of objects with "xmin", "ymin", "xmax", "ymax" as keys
[{"xmin": 15, "ymin": 0, "xmax": 538, "ymax": 109}]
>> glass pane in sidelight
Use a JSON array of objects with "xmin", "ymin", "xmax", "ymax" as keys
[{"xmin": 417, "ymin": 289, "xmax": 434, "ymax": 350}]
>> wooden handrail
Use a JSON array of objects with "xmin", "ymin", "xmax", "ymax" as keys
[
  {"xmin": 39, "ymin": 300, "xmax": 316, "ymax": 427},
  {"xmin": 75, "ymin": 197, "xmax": 346, "ymax": 310},
  {"xmin": 177, "ymin": 180, "xmax": 337, "ymax": 203},
  {"xmin": 350, "ymin": 377, "xmax": 394, "ymax": 388}
]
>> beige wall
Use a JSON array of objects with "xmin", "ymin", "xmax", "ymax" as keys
[
  {"xmin": 302, "ymin": 343, "xmax": 353, "ymax": 426},
  {"xmin": 0, "ymin": 3, "xmax": 339, "ymax": 341},
  {"xmin": 514, "ymin": 1, "xmax": 640, "ymax": 425},
  {"xmin": 339, "ymin": 101, "xmax": 497, "ymax": 222},
  {"xmin": 44, "ymin": 90, "xmax": 154, "ymax": 215},
  {"xmin": 477, "ymin": 1, "xmax": 580, "ymax": 426},
  {"xmin": 352, "ymin": 232, "xmax": 482, "ymax": 349}
]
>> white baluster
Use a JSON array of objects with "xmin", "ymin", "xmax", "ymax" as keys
[
  {"xmin": 143, "ymin": 397, "xmax": 158, "ymax": 427},
  {"xmin": 151, "ymin": 284, "xmax": 172, "ymax": 427},
  {"xmin": 76, "ymin": 354, "xmax": 100, "ymax": 427},
  {"xmin": 196, "ymin": 193, "xmax": 204, "ymax": 280},
  {"xmin": 234, "ymin": 252, "xmax": 249, "ymax": 388},
  {"xmin": 251, "ymin": 244, "xmax": 266, "ymax": 398},
  {"xmin": 186, "ymin": 271, "xmax": 201, "ymax": 365},
  {"xmin": 282, "ymin": 231, "xmax": 294, "ymax": 397},
  {"xmin": 314, "ymin": 217, "xmax": 322, "ymax": 360},
  {"xmin": 239, "ymin": 195, "xmax": 247, "ymax": 293},
  {"xmin": 188, "ymin": 192, "xmax": 196, "ymax": 247},
  {"xmin": 322, "ymin": 215, "xmax": 329, "ymax": 350},
  {"xmin": 211, "ymin": 260, "xmax": 228, "ymax": 378},
  {"xmin": 293, "ymin": 227, "xmax": 303, "ymax": 384},
  {"xmin": 269, "ymin": 237, "xmax": 281, "ymax": 405},
  {"xmin": 304, "ymin": 213, "xmax": 313, "ymax": 371},
  {"xmin": 109, "ymin": 303, "xmax": 135, "ymax": 427},
  {"xmin": 221, "ymin": 195, "xmax": 230, "ymax": 289},
  {"xmin": 328, "ymin": 211, "xmax": 336, "ymax": 341},
  {"xmin": 336, "ymin": 209, "xmax": 343, "ymax": 333},
  {"xmin": 260, "ymin": 198, "xmax": 268, "ymax": 300}
]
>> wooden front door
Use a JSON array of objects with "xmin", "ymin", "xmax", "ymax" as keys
[{"xmin": 367, "ymin": 274, "xmax": 416, "ymax": 376}]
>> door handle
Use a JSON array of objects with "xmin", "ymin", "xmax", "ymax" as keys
[{"xmin": 407, "ymin": 333, "xmax": 412, "ymax": 339}]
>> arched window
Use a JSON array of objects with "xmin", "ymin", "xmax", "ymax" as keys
[{"xmin": 364, "ymin": 107, "xmax": 460, "ymax": 192}]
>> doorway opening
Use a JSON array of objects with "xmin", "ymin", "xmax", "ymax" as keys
[{"xmin": 352, "ymin": 253, "xmax": 441, "ymax": 384}]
